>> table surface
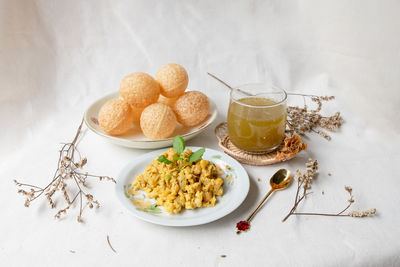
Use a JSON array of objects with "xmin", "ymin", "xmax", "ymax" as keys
[{"xmin": 1, "ymin": 1, "xmax": 400, "ymax": 266}]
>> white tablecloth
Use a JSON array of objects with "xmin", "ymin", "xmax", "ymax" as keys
[{"xmin": 1, "ymin": 1, "xmax": 400, "ymax": 266}]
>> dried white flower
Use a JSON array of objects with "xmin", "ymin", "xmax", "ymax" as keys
[
  {"xmin": 348, "ymin": 209, "xmax": 376, "ymax": 217},
  {"xmin": 287, "ymin": 95, "xmax": 343, "ymax": 140}
]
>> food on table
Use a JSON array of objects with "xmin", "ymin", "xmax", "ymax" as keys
[
  {"xmin": 132, "ymin": 148, "xmax": 224, "ymax": 213},
  {"xmin": 155, "ymin": 63, "xmax": 188, "ymax": 98},
  {"xmin": 120, "ymin": 72, "xmax": 160, "ymax": 108},
  {"xmin": 140, "ymin": 103, "xmax": 177, "ymax": 139},
  {"xmin": 173, "ymin": 91, "xmax": 210, "ymax": 126},
  {"xmin": 158, "ymin": 94, "xmax": 178, "ymax": 107},
  {"xmin": 131, "ymin": 106, "xmax": 144, "ymax": 123},
  {"xmin": 228, "ymin": 97, "xmax": 287, "ymax": 152},
  {"xmin": 98, "ymin": 99, "xmax": 134, "ymax": 135}
]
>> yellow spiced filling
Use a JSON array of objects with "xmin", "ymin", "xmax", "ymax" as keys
[{"xmin": 132, "ymin": 148, "xmax": 224, "ymax": 213}]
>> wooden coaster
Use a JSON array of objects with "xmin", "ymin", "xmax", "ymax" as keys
[{"xmin": 214, "ymin": 122, "xmax": 306, "ymax": 166}]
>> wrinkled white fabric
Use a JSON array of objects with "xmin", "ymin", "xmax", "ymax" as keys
[{"xmin": 1, "ymin": 1, "xmax": 399, "ymax": 266}]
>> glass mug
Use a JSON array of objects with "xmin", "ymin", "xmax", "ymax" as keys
[{"xmin": 227, "ymin": 84, "xmax": 287, "ymax": 153}]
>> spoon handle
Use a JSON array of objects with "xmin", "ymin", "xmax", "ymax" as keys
[
  {"xmin": 207, "ymin": 72, "xmax": 253, "ymax": 96},
  {"xmin": 246, "ymin": 188, "xmax": 275, "ymax": 223}
]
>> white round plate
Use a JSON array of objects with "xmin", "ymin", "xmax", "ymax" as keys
[
  {"xmin": 115, "ymin": 147, "xmax": 249, "ymax": 227},
  {"xmin": 84, "ymin": 92, "xmax": 217, "ymax": 149}
]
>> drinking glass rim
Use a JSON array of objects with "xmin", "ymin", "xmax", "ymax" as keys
[{"xmin": 230, "ymin": 83, "xmax": 287, "ymax": 108}]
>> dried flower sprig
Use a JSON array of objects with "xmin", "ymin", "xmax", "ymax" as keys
[
  {"xmin": 282, "ymin": 159, "xmax": 376, "ymax": 222},
  {"xmin": 14, "ymin": 119, "xmax": 116, "ymax": 222},
  {"xmin": 286, "ymin": 96, "xmax": 344, "ymax": 140}
]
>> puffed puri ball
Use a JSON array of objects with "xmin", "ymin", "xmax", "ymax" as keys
[
  {"xmin": 158, "ymin": 94, "xmax": 179, "ymax": 108},
  {"xmin": 155, "ymin": 63, "xmax": 188, "ymax": 98},
  {"xmin": 120, "ymin": 72, "xmax": 160, "ymax": 108},
  {"xmin": 173, "ymin": 91, "xmax": 210, "ymax": 127},
  {"xmin": 98, "ymin": 99, "xmax": 134, "ymax": 136},
  {"xmin": 131, "ymin": 106, "xmax": 144, "ymax": 123},
  {"xmin": 140, "ymin": 103, "xmax": 177, "ymax": 140}
]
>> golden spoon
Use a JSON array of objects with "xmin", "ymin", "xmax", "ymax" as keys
[{"xmin": 236, "ymin": 169, "xmax": 292, "ymax": 234}]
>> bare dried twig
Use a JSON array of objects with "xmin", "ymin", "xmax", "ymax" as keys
[
  {"xmin": 282, "ymin": 159, "xmax": 376, "ymax": 222},
  {"xmin": 107, "ymin": 235, "xmax": 117, "ymax": 253},
  {"xmin": 14, "ymin": 119, "xmax": 116, "ymax": 222}
]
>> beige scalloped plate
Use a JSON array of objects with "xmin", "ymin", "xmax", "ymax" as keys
[
  {"xmin": 84, "ymin": 92, "xmax": 217, "ymax": 149},
  {"xmin": 215, "ymin": 122, "xmax": 301, "ymax": 166}
]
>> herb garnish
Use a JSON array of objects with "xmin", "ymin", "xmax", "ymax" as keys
[
  {"xmin": 157, "ymin": 155, "xmax": 173, "ymax": 165},
  {"xmin": 188, "ymin": 148, "xmax": 205, "ymax": 163},
  {"xmin": 157, "ymin": 136, "xmax": 205, "ymax": 169},
  {"xmin": 173, "ymin": 136, "xmax": 185, "ymax": 155}
]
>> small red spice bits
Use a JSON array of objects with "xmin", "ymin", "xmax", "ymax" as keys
[{"xmin": 236, "ymin": 220, "xmax": 250, "ymax": 233}]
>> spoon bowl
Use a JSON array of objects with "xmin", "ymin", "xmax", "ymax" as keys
[{"xmin": 270, "ymin": 169, "xmax": 292, "ymax": 190}]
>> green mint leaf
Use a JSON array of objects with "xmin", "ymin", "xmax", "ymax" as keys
[
  {"xmin": 173, "ymin": 136, "xmax": 185, "ymax": 155},
  {"xmin": 189, "ymin": 148, "xmax": 205, "ymax": 163},
  {"xmin": 157, "ymin": 155, "xmax": 173, "ymax": 164}
]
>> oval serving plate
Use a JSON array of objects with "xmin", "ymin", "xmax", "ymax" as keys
[
  {"xmin": 84, "ymin": 92, "xmax": 217, "ymax": 149},
  {"xmin": 115, "ymin": 146, "xmax": 249, "ymax": 227}
]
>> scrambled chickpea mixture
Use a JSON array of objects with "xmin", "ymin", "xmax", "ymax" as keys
[{"xmin": 132, "ymin": 148, "xmax": 224, "ymax": 213}]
